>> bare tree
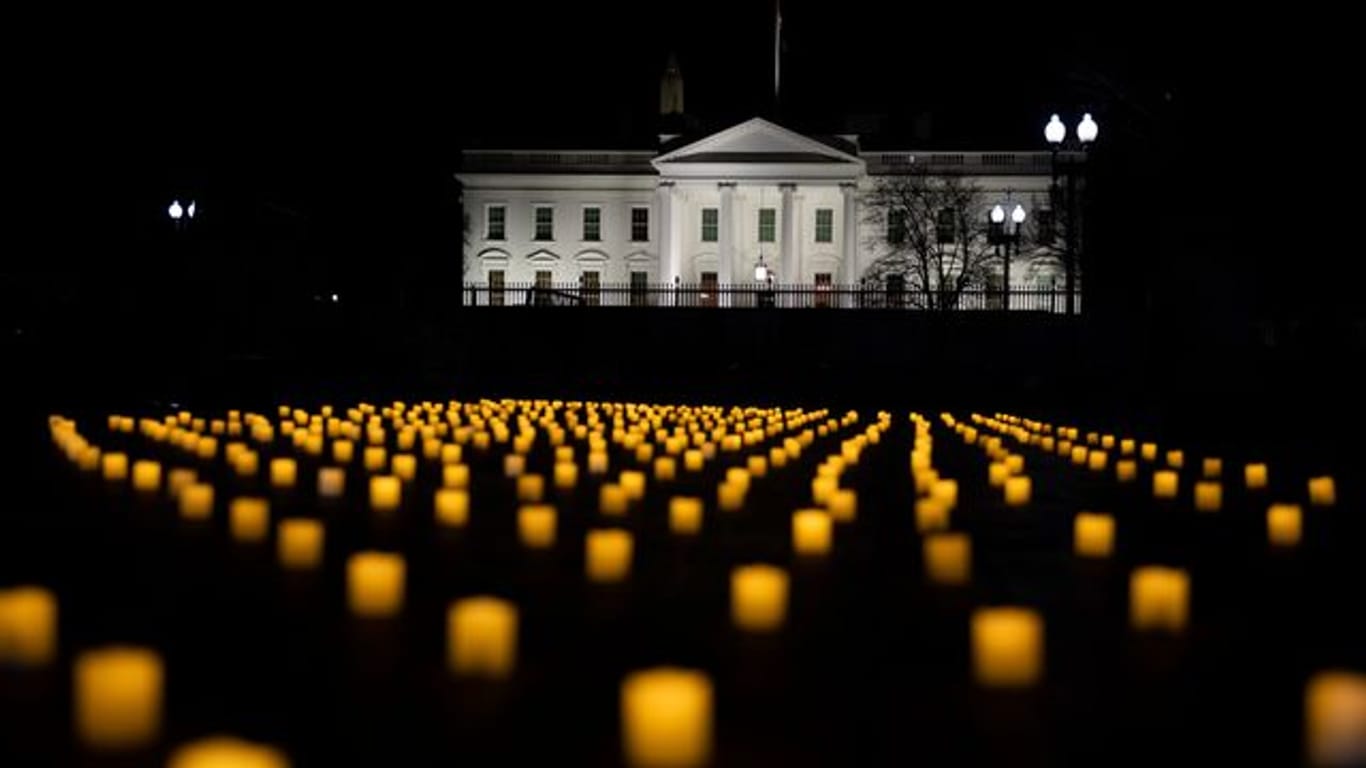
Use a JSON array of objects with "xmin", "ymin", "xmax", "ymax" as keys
[{"xmin": 860, "ymin": 171, "xmax": 1002, "ymax": 310}]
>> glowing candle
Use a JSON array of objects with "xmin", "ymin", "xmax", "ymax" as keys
[
  {"xmin": 1153, "ymin": 470, "xmax": 1179, "ymax": 499},
  {"xmin": 1202, "ymin": 457, "xmax": 1223, "ymax": 478},
  {"xmin": 1005, "ymin": 454, "xmax": 1025, "ymax": 475},
  {"xmin": 586, "ymin": 529, "xmax": 634, "ymax": 583},
  {"xmin": 1129, "ymin": 566, "xmax": 1189, "ymax": 632},
  {"xmin": 0, "ymin": 586, "xmax": 57, "ymax": 666},
  {"xmin": 1194, "ymin": 481, "xmax": 1222, "ymax": 512},
  {"xmin": 516, "ymin": 474, "xmax": 545, "ymax": 503},
  {"xmin": 768, "ymin": 447, "xmax": 787, "ymax": 468},
  {"xmin": 391, "ymin": 453, "xmax": 417, "ymax": 481},
  {"xmin": 1268, "ymin": 503, "xmax": 1303, "ymax": 547},
  {"xmin": 792, "ymin": 509, "xmax": 832, "ymax": 556},
  {"xmin": 166, "ymin": 736, "xmax": 290, "ymax": 768},
  {"xmin": 1074, "ymin": 512, "xmax": 1115, "ymax": 558},
  {"xmin": 369, "ymin": 475, "xmax": 401, "ymax": 512},
  {"xmin": 229, "ymin": 497, "xmax": 270, "ymax": 542},
  {"xmin": 924, "ymin": 533, "xmax": 971, "ymax": 586},
  {"xmin": 972, "ymin": 608, "xmax": 1044, "ymax": 688},
  {"xmin": 1070, "ymin": 446, "xmax": 1089, "ymax": 466},
  {"xmin": 731, "ymin": 565, "xmax": 788, "ymax": 632},
  {"xmin": 1166, "ymin": 450, "xmax": 1184, "ymax": 469},
  {"xmin": 179, "ymin": 483, "xmax": 214, "ymax": 520},
  {"xmin": 1120, "ymin": 438, "xmax": 1136, "ymax": 455},
  {"xmin": 654, "ymin": 457, "xmax": 677, "ymax": 482},
  {"xmin": 589, "ymin": 451, "xmax": 610, "ymax": 475},
  {"xmin": 1141, "ymin": 442, "xmax": 1158, "ymax": 461},
  {"xmin": 828, "ymin": 489, "xmax": 857, "ymax": 522},
  {"xmin": 74, "ymin": 646, "xmax": 163, "ymax": 750},
  {"xmin": 332, "ymin": 440, "xmax": 354, "ymax": 464},
  {"xmin": 269, "ymin": 457, "xmax": 297, "ymax": 489},
  {"xmin": 988, "ymin": 462, "xmax": 1010, "ymax": 487},
  {"xmin": 684, "ymin": 449, "xmax": 704, "ymax": 472},
  {"xmin": 621, "ymin": 668, "xmax": 712, "ymax": 768},
  {"xmin": 621, "ymin": 470, "xmax": 647, "ymax": 501},
  {"xmin": 1087, "ymin": 450, "xmax": 1108, "ymax": 472},
  {"xmin": 317, "ymin": 467, "xmax": 345, "ymax": 499},
  {"xmin": 443, "ymin": 463, "xmax": 470, "ymax": 489},
  {"xmin": 811, "ymin": 476, "xmax": 837, "ymax": 505},
  {"xmin": 101, "ymin": 452, "xmax": 129, "ymax": 482},
  {"xmin": 1245, "ymin": 462, "xmax": 1269, "ymax": 490},
  {"xmin": 1305, "ymin": 670, "xmax": 1366, "ymax": 767},
  {"xmin": 277, "ymin": 519, "xmax": 324, "ymax": 570},
  {"xmin": 746, "ymin": 455, "xmax": 768, "ymax": 478},
  {"xmin": 717, "ymin": 481, "xmax": 746, "ymax": 512},
  {"xmin": 430, "ymin": 488, "xmax": 469, "ymax": 527},
  {"xmin": 1309, "ymin": 476, "xmax": 1337, "ymax": 507},
  {"xmin": 441, "ymin": 443, "xmax": 463, "ymax": 464},
  {"xmin": 600, "ymin": 484, "xmax": 630, "ymax": 516},
  {"xmin": 346, "ymin": 552, "xmax": 405, "ymax": 618},
  {"xmin": 126, "ymin": 460, "xmax": 159, "ymax": 493},
  {"xmin": 363, "ymin": 446, "xmax": 387, "ymax": 472},
  {"xmin": 725, "ymin": 467, "xmax": 752, "ymax": 493},
  {"xmin": 518, "ymin": 504, "xmax": 556, "ymax": 548},
  {"xmin": 1115, "ymin": 459, "xmax": 1138, "ymax": 483},
  {"xmin": 502, "ymin": 454, "xmax": 524, "ymax": 478},
  {"xmin": 669, "ymin": 497, "xmax": 703, "ymax": 535},
  {"xmin": 165, "ymin": 468, "xmax": 197, "ymax": 498},
  {"xmin": 634, "ymin": 443, "xmax": 654, "ymax": 464},
  {"xmin": 448, "ymin": 597, "xmax": 518, "ymax": 679},
  {"xmin": 1004, "ymin": 476, "xmax": 1032, "ymax": 507},
  {"xmin": 915, "ymin": 498, "xmax": 951, "ymax": 533}
]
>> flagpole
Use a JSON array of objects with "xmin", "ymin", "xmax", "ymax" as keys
[{"xmin": 774, "ymin": 0, "xmax": 781, "ymax": 107}]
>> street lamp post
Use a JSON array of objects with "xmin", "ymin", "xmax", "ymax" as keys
[
  {"xmin": 1009, "ymin": 203, "xmax": 1026, "ymax": 311},
  {"xmin": 1044, "ymin": 113, "xmax": 1097, "ymax": 316},
  {"xmin": 990, "ymin": 202, "xmax": 1028, "ymax": 311}
]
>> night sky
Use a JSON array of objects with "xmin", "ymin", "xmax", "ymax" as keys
[{"xmin": 13, "ymin": 3, "xmax": 1361, "ymax": 320}]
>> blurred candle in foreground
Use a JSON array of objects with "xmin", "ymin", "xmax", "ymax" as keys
[
  {"xmin": 166, "ymin": 468, "xmax": 197, "ymax": 498},
  {"xmin": 988, "ymin": 462, "xmax": 1009, "ymax": 487},
  {"xmin": 277, "ymin": 519, "xmax": 324, "ymax": 570},
  {"xmin": 792, "ymin": 509, "xmax": 833, "ymax": 556},
  {"xmin": 443, "ymin": 463, "xmax": 470, "ymax": 489},
  {"xmin": 717, "ymin": 481, "xmax": 746, "ymax": 512},
  {"xmin": 669, "ymin": 497, "xmax": 703, "ymax": 535},
  {"xmin": 1074, "ymin": 512, "xmax": 1116, "ymax": 558},
  {"xmin": 1194, "ymin": 481, "xmax": 1223, "ymax": 512},
  {"xmin": 1004, "ymin": 476, "xmax": 1032, "ymax": 507},
  {"xmin": 332, "ymin": 439, "xmax": 354, "ymax": 464},
  {"xmin": 554, "ymin": 462, "xmax": 579, "ymax": 490},
  {"xmin": 166, "ymin": 736, "xmax": 291, "ymax": 768},
  {"xmin": 516, "ymin": 474, "xmax": 545, "ymax": 502},
  {"xmin": 1153, "ymin": 470, "xmax": 1179, "ymax": 499},
  {"xmin": 1129, "ymin": 566, "xmax": 1190, "ymax": 632},
  {"xmin": 347, "ymin": 552, "xmax": 405, "ymax": 618},
  {"xmin": 621, "ymin": 668, "xmax": 712, "ymax": 768},
  {"xmin": 1115, "ymin": 459, "xmax": 1138, "ymax": 483},
  {"xmin": 229, "ymin": 497, "xmax": 270, "ymax": 542},
  {"xmin": 131, "ymin": 460, "xmax": 161, "ymax": 492},
  {"xmin": 317, "ymin": 467, "xmax": 345, "ymax": 499},
  {"xmin": 1140, "ymin": 442, "xmax": 1158, "ymax": 462},
  {"xmin": 600, "ymin": 484, "xmax": 630, "ymax": 516},
  {"xmin": 1309, "ymin": 476, "xmax": 1337, "ymax": 507},
  {"xmin": 435, "ymin": 488, "xmax": 470, "ymax": 527},
  {"xmin": 620, "ymin": 470, "xmax": 647, "ymax": 501},
  {"xmin": 915, "ymin": 498, "xmax": 951, "ymax": 532},
  {"xmin": 369, "ymin": 475, "xmax": 401, "ymax": 512},
  {"xmin": 1087, "ymin": 451, "xmax": 1108, "ymax": 472},
  {"xmin": 683, "ymin": 449, "xmax": 704, "ymax": 472},
  {"xmin": 74, "ymin": 646, "xmax": 163, "ymax": 750},
  {"xmin": 731, "ymin": 565, "xmax": 788, "ymax": 632},
  {"xmin": 101, "ymin": 452, "xmax": 129, "ymax": 482},
  {"xmin": 828, "ymin": 489, "xmax": 857, "ymax": 522},
  {"xmin": 1245, "ymin": 462, "xmax": 1269, "ymax": 490},
  {"xmin": 1305, "ymin": 670, "xmax": 1366, "ymax": 767},
  {"xmin": 929, "ymin": 479, "xmax": 959, "ymax": 509},
  {"xmin": 448, "ymin": 596, "xmax": 518, "ymax": 679},
  {"xmin": 1268, "ymin": 503, "xmax": 1303, "ymax": 547},
  {"xmin": 519, "ymin": 505, "xmax": 556, "ymax": 548},
  {"xmin": 654, "ymin": 457, "xmax": 677, "ymax": 482},
  {"xmin": 1202, "ymin": 457, "xmax": 1223, "ymax": 478},
  {"xmin": 269, "ymin": 458, "xmax": 297, "ymax": 489},
  {"xmin": 179, "ymin": 483, "xmax": 215, "ymax": 520},
  {"xmin": 391, "ymin": 453, "xmax": 417, "ymax": 482},
  {"xmin": 586, "ymin": 529, "xmax": 634, "ymax": 583},
  {"xmin": 972, "ymin": 607, "xmax": 1043, "ymax": 688},
  {"xmin": 0, "ymin": 586, "xmax": 57, "ymax": 666},
  {"xmin": 924, "ymin": 533, "xmax": 971, "ymax": 586},
  {"xmin": 1166, "ymin": 450, "xmax": 1184, "ymax": 469}
]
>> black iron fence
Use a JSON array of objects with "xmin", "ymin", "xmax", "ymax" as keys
[{"xmin": 463, "ymin": 282, "xmax": 1078, "ymax": 313}]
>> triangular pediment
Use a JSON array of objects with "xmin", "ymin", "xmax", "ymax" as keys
[{"xmin": 654, "ymin": 118, "xmax": 861, "ymax": 166}]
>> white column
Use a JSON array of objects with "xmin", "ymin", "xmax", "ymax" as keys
[
  {"xmin": 657, "ymin": 182, "xmax": 678, "ymax": 286},
  {"xmin": 779, "ymin": 183, "xmax": 796, "ymax": 284},
  {"xmin": 718, "ymin": 182, "xmax": 736, "ymax": 287},
  {"xmin": 841, "ymin": 182, "xmax": 859, "ymax": 284}
]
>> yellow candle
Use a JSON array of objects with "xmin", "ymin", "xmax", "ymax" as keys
[
  {"xmin": 621, "ymin": 470, "xmax": 647, "ymax": 500},
  {"xmin": 683, "ymin": 449, "xmax": 704, "ymax": 472},
  {"xmin": 1074, "ymin": 512, "xmax": 1115, "ymax": 558},
  {"xmin": 746, "ymin": 455, "xmax": 768, "ymax": 478},
  {"xmin": 1166, "ymin": 450, "xmax": 1184, "ymax": 469},
  {"xmin": 441, "ymin": 443, "xmax": 463, "ymax": 464},
  {"xmin": 1005, "ymin": 454, "xmax": 1025, "ymax": 475},
  {"xmin": 1004, "ymin": 476, "xmax": 1032, "ymax": 507},
  {"xmin": 731, "ymin": 564, "xmax": 789, "ymax": 632},
  {"xmin": 363, "ymin": 446, "xmax": 387, "ymax": 472},
  {"xmin": 277, "ymin": 519, "xmax": 324, "ymax": 570},
  {"xmin": 74, "ymin": 646, "xmax": 163, "ymax": 750},
  {"xmin": 924, "ymin": 533, "xmax": 971, "ymax": 586},
  {"xmin": 503, "ymin": 454, "xmax": 525, "ymax": 478},
  {"xmin": 166, "ymin": 736, "xmax": 290, "ymax": 768},
  {"xmin": 972, "ymin": 607, "xmax": 1044, "ymax": 688},
  {"xmin": 518, "ymin": 504, "xmax": 556, "ymax": 548},
  {"xmin": 792, "ymin": 509, "xmax": 832, "ymax": 556},
  {"xmin": 1194, "ymin": 481, "xmax": 1222, "ymax": 512},
  {"xmin": 516, "ymin": 474, "xmax": 545, "ymax": 502},
  {"xmin": 1268, "ymin": 503, "xmax": 1303, "ymax": 547},
  {"xmin": 811, "ymin": 476, "xmax": 837, "ymax": 505},
  {"xmin": 725, "ymin": 467, "xmax": 751, "ymax": 493},
  {"xmin": 586, "ymin": 529, "xmax": 634, "ymax": 583},
  {"xmin": 391, "ymin": 453, "xmax": 417, "ymax": 482},
  {"xmin": 554, "ymin": 462, "xmax": 579, "ymax": 490},
  {"xmin": 1309, "ymin": 476, "xmax": 1337, "ymax": 507},
  {"xmin": 332, "ymin": 440, "xmax": 354, "ymax": 464},
  {"xmin": 180, "ymin": 483, "xmax": 215, "ymax": 520},
  {"xmin": 1202, "ymin": 457, "xmax": 1223, "ymax": 478},
  {"xmin": 317, "ymin": 467, "xmax": 345, "ymax": 499},
  {"xmin": 1070, "ymin": 446, "xmax": 1089, "ymax": 466},
  {"xmin": 768, "ymin": 446, "xmax": 787, "ymax": 468},
  {"xmin": 717, "ymin": 481, "xmax": 746, "ymax": 512},
  {"xmin": 1115, "ymin": 459, "xmax": 1138, "ymax": 483},
  {"xmin": 1129, "ymin": 566, "xmax": 1190, "ymax": 632},
  {"xmin": 653, "ymin": 457, "xmax": 677, "ymax": 482},
  {"xmin": 443, "ymin": 463, "xmax": 470, "ymax": 489},
  {"xmin": 588, "ymin": 451, "xmax": 610, "ymax": 475},
  {"xmin": 1244, "ymin": 463, "xmax": 1269, "ymax": 490},
  {"xmin": 1305, "ymin": 670, "xmax": 1366, "ymax": 767},
  {"xmin": 347, "ymin": 552, "xmax": 405, "ymax": 618},
  {"xmin": 987, "ymin": 461, "xmax": 1010, "ymax": 487},
  {"xmin": 828, "ymin": 489, "xmax": 857, "ymax": 522},
  {"xmin": 126, "ymin": 460, "xmax": 160, "ymax": 492},
  {"xmin": 669, "ymin": 497, "xmax": 703, "ymax": 535},
  {"xmin": 634, "ymin": 443, "xmax": 654, "ymax": 463},
  {"xmin": 1120, "ymin": 438, "xmax": 1136, "ymax": 455},
  {"xmin": 600, "ymin": 484, "xmax": 630, "ymax": 515},
  {"xmin": 621, "ymin": 668, "xmax": 712, "ymax": 768},
  {"xmin": 165, "ymin": 468, "xmax": 197, "ymax": 498},
  {"xmin": 264, "ymin": 457, "xmax": 294, "ymax": 489},
  {"xmin": 435, "ymin": 488, "xmax": 470, "ymax": 527},
  {"xmin": 101, "ymin": 452, "xmax": 129, "ymax": 482},
  {"xmin": 370, "ymin": 475, "xmax": 401, "ymax": 512},
  {"xmin": 1153, "ymin": 470, "xmax": 1179, "ymax": 499},
  {"xmin": 915, "ymin": 498, "xmax": 951, "ymax": 532},
  {"xmin": 1141, "ymin": 442, "xmax": 1158, "ymax": 461},
  {"xmin": 929, "ymin": 479, "xmax": 958, "ymax": 509},
  {"xmin": 229, "ymin": 497, "xmax": 270, "ymax": 542},
  {"xmin": 448, "ymin": 597, "xmax": 518, "ymax": 680},
  {"xmin": 1087, "ymin": 450, "xmax": 1108, "ymax": 472},
  {"xmin": 0, "ymin": 586, "xmax": 57, "ymax": 666}
]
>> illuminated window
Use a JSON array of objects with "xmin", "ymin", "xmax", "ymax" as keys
[
  {"xmin": 534, "ymin": 207, "xmax": 554, "ymax": 241},
  {"xmin": 534, "ymin": 270, "xmax": 552, "ymax": 306},
  {"xmin": 582, "ymin": 207, "xmax": 601, "ymax": 241},
  {"xmin": 631, "ymin": 207, "xmax": 649, "ymax": 242},
  {"xmin": 701, "ymin": 208, "xmax": 718, "ymax": 242},
  {"xmin": 486, "ymin": 206, "xmax": 505, "ymax": 240},
  {"xmin": 488, "ymin": 270, "xmax": 505, "ymax": 306},
  {"xmin": 758, "ymin": 208, "xmax": 776, "ymax": 242},
  {"xmin": 580, "ymin": 270, "xmax": 600, "ymax": 306},
  {"xmin": 815, "ymin": 208, "xmax": 833, "ymax": 243}
]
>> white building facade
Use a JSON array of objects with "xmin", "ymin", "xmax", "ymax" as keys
[{"xmin": 458, "ymin": 117, "xmax": 1069, "ymax": 307}]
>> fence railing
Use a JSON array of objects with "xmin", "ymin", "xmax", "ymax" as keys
[{"xmin": 462, "ymin": 282, "xmax": 1079, "ymax": 313}]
